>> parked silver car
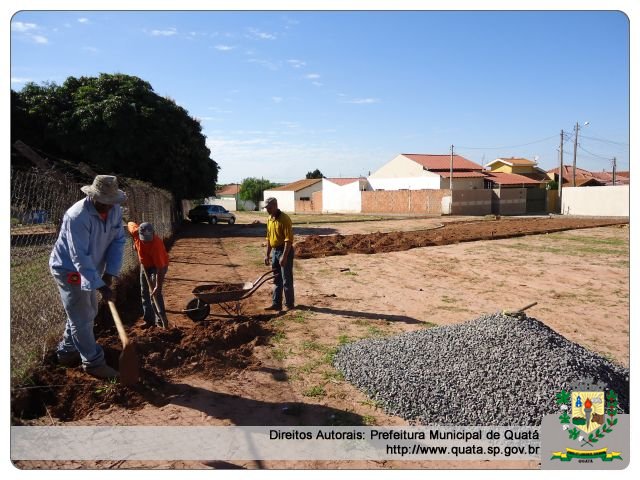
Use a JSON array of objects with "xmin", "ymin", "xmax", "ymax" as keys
[{"xmin": 188, "ymin": 205, "xmax": 236, "ymax": 224}]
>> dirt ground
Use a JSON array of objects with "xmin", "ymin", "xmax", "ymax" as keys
[{"xmin": 12, "ymin": 215, "xmax": 629, "ymax": 470}]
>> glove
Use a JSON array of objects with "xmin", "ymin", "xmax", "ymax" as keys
[
  {"xmin": 98, "ymin": 285, "xmax": 113, "ymax": 301},
  {"xmin": 102, "ymin": 273, "xmax": 113, "ymax": 287}
]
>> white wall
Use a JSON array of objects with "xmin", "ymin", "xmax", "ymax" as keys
[
  {"xmin": 369, "ymin": 154, "xmax": 425, "ymax": 178},
  {"xmin": 205, "ymin": 197, "xmax": 256, "ymax": 211},
  {"xmin": 322, "ymin": 179, "xmax": 362, "ymax": 213},
  {"xmin": 367, "ymin": 176, "xmax": 441, "ymax": 190},
  {"xmin": 294, "ymin": 183, "xmax": 323, "ymax": 201},
  {"xmin": 561, "ymin": 185, "xmax": 629, "ymax": 216},
  {"xmin": 262, "ymin": 191, "xmax": 295, "ymax": 212}
]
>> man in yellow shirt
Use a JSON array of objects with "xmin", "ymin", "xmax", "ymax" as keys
[{"xmin": 263, "ymin": 197, "xmax": 294, "ymax": 311}]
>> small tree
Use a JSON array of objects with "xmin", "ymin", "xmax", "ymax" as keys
[
  {"xmin": 306, "ymin": 169, "xmax": 324, "ymax": 179},
  {"xmin": 239, "ymin": 177, "xmax": 276, "ymax": 210}
]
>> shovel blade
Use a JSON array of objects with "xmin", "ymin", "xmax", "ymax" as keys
[{"xmin": 118, "ymin": 342, "xmax": 140, "ymax": 386}]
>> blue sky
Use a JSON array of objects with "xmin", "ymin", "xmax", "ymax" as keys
[{"xmin": 10, "ymin": 9, "xmax": 631, "ymax": 185}]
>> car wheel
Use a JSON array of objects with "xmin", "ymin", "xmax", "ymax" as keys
[
  {"xmin": 210, "ymin": 217, "xmax": 218, "ymax": 225},
  {"xmin": 228, "ymin": 217, "xmax": 235, "ymax": 225}
]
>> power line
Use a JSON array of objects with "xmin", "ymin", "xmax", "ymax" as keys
[
  {"xmin": 455, "ymin": 134, "xmax": 558, "ymax": 150},
  {"xmin": 579, "ymin": 134, "xmax": 629, "ymax": 147},
  {"xmin": 578, "ymin": 144, "xmax": 615, "ymax": 160}
]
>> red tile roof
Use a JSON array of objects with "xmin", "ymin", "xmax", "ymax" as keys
[
  {"xmin": 402, "ymin": 153, "xmax": 483, "ymax": 171},
  {"xmin": 485, "ymin": 171, "xmax": 543, "ymax": 186},
  {"xmin": 270, "ymin": 178, "xmax": 322, "ymax": 192},
  {"xmin": 216, "ymin": 184, "xmax": 240, "ymax": 196},
  {"xmin": 438, "ymin": 171, "xmax": 487, "ymax": 178},
  {"xmin": 547, "ymin": 166, "xmax": 608, "ymax": 186},
  {"xmin": 325, "ymin": 177, "xmax": 362, "ymax": 186},
  {"xmin": 591, "ymin": 171, "xmax": 630, "ymax": 185}
]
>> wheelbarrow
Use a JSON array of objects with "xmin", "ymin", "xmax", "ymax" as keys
[{"xmin": 183, "ymin": 270, "xmax": 277, "ymax": 321}]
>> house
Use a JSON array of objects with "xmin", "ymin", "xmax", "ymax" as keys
[
  {"xmin": 368, "ymin": 153, "xmax": 486, "ymax": 190},
  {"xmin": 484, "ymin": 157, "xmax": 550, "ymax": 187},
  {"xmin": 483, "ymin": 171, "xmax": 543, "ymax": 189},
  {"xmin": 322, "ymin": 177, "xmax": 370, "ymax": 213},
  {"xmin": 591, "ymin": 170, "xmax": 630, "ymax": 186},
  {"xmin": 262, "ymin": 178, "xmax": 323, "ymax": 212},
  {"xmin": 205, "ymin": 184, "xmax": 256, "ymax": 211},
  {"xmin": 547, "ymin": 166, "xmax": 605, "ymax": 187}
]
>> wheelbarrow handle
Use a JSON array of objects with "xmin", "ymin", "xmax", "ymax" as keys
[
  {"xmin": 239, "ymin": 272, "xmax": 277, "ymax": 300},
  {"xmin": 251, "ymin": 269, "xmax": 279, "ymax": 285}
]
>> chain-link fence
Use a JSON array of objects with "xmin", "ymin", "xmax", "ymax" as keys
[{"xmin": 10, "ymin": 167, "xmax": 182, "ymax": 385}]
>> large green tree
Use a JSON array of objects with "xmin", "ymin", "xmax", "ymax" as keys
[
  {"xmin": 239, "ymin": 177, "xmax": 276, "ymax": 210},
  {"xmin": 11, "ymin": 73, "xmax": 218, "ymax": 199}
]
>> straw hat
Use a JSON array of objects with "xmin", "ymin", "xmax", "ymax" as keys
[{"xmin": 81, "ymin": 175, "xmax": 127, "ymax": 205}]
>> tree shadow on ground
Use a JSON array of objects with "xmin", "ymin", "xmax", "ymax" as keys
[{"xmin": 297, "ymin": 304, "xmax": 424, "ymax": 325}]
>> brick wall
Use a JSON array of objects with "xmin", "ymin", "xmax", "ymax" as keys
[
  {"xmin": 312, "ymin": 190, "xmax": 322, "ymax": 212},
  {"xmin": 294, "ymin": 191, "xmax": 323, "ymax": 213},
  {"xmin": 361, "ymin": 190, "xmax": 448, "ymax": 214}
]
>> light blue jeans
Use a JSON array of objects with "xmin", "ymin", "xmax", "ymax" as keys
[
  {"xmin": 52, "ymin": 268, "xmax": 105, "ymax": 368},
  {"xmin": 140, "ymin": 266, "xmax": 167, "ymax": 325}
]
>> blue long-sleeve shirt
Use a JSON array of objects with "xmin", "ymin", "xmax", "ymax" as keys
[{"xmin": 49, "ymin": 197, "xmax": 126, "ymax": 291}]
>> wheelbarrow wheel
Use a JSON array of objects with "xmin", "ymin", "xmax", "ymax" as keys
[{"xmin": 185, "ymin": 298, "xmax": 210, "ymax": 322}]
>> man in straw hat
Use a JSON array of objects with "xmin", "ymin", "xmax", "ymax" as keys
[{"xmin": 49, "ymin": 175, "xmax": 127, "ymax": 379}]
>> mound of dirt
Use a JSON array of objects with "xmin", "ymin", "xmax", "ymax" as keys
[
  {"xmin": 11, "ymin": 315, "xmax": 272, "ymax": 423},
  {"xmin": 295, "ymin": 217, "xmax": 628, "ymax": 258}
]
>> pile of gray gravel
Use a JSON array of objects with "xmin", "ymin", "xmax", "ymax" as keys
[{"xmin": 333, "ymin": 312, "xmax": 629, "ymax": 425}]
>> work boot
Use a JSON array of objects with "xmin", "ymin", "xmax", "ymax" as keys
[
  {"xmin": 84, "ymin": 364, "xmax": 120, "ymax": 380},
  {"xmin": 264, "ymin": 304, "xmax": 282, "ymax": 311},
  {"xmin": 283, "ymin": 304, "xmax": 295, "ymax": 312},
  {"xmin": 57, "ymin": 351, "xmax": 81, "ymax": 368}
]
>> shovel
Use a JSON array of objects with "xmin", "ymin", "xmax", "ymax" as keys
[
  {"xmin": 141, "ymin": 265, "xmax": 168, "ymax": 328},
  {"xmin": 107, "ymin": 300, "xmax": 140, "ymax": 386}
]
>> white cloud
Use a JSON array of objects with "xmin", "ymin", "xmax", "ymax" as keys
[
  {"xmin": 77, "ymin": 18, "xmax": 89, "ymax": 24},
  {"xmin": 215, "ymin": 44, "xmax": 235, "ymax": 51},
  {"xmin": 345, "ymin": 98, "xmax": 380, "ymax": 104},
  {"xmin": 83, "ymin": 46, "xmax": 98, "ymax": 53},
  {"xmin": 207, "ymin": 135, "xmax": 373, "ymax": 184},
  {"xmin": 11, "ymin": 77, "xmax": 32, "ymax": 85},
  {"xmin": 11, "ymin": 22, "xmax": 37, "ymax": 32},
  {"xmin": 247, "ymin": 28, "xmax": 276, "ymax": 40},
  {"xmin": 287, "ymin": 59, "xmax": 306, "ymax": 68},
  {"xmin": 312, "ymin": 81, "xmax": 323, "ymax": 87},
  {"xmin": 208, "ymin": 107, "xmax": 233, "ymax": 114},
  {"xmin": 282, "ymin": 16, "xmax": 300, "ymax": 27},
  {"xmin": 272, "ymin": 97, "xmax": 283, "ymax": 103},
  {"xmin": 247, "ymin": 58, "xmax": 280, "ymax": 71},
  {"xmin": 305, "ymin": 73, "xmax": 320, "ymax": 79},
  {"xmin": 150, "ymin": 27, "xmax": 177, "ymax": 37},
  {"xmin": 32, "ymin": 35, "xmax": 49, "ymax": 44}
]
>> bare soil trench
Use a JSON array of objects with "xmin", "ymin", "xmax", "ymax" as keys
[{"xmin": 12, "ymin": 215, "xmax": 629, "ymax": 470}]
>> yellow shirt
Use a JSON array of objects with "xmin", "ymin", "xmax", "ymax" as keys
[{"xmin": 266, "ymin": 210, "xmax": 293, "ymax": 247}]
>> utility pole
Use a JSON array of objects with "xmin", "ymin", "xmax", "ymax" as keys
[
  {"xmin": 572, "ymin": 121, "xmax": 579, "ymax": 187},
  {"xmin": 559, "ymin": 130, "xmax": 564, "ymax": 210},
  {"xmin": 449, "ymin": 145, "xmax": 454, "ymax": 191},
  {"xmin": 612, "ymin": 157, "xmax": 617, "ymax": 185}
]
